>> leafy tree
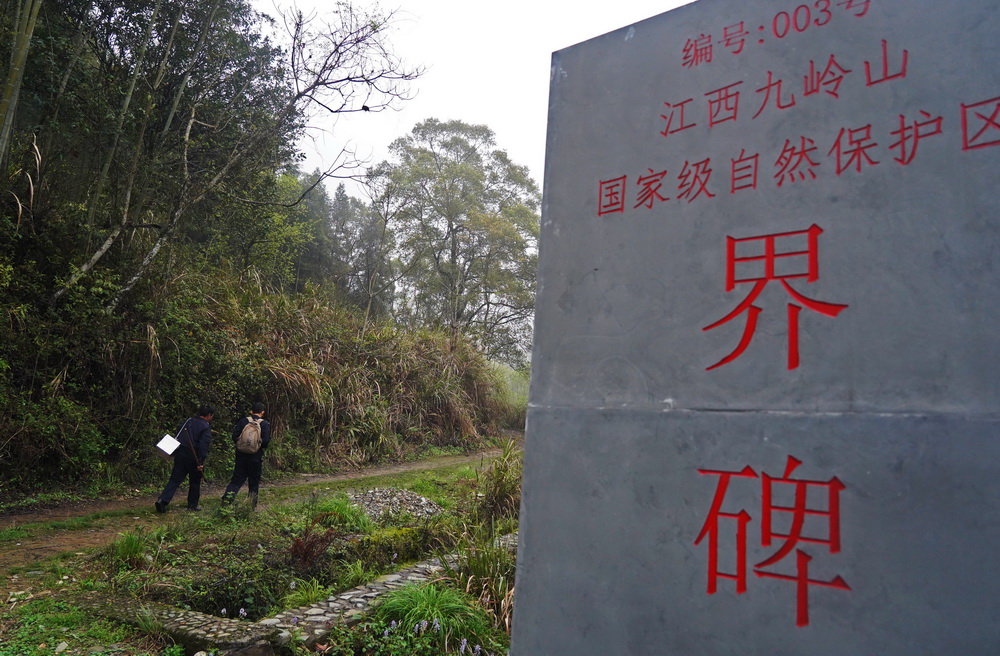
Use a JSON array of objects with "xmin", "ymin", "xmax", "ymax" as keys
[
  {"xmin": 332, "ymin": 180, "xmax": 393, "ymax": 318},
  {"xmin": 204, "ymin": 169, "xmax": 315, "ymax": 288},
  {"xmin": 0, "ymin": 0, "xmax": 419, "ymax": 308},
  {"xmin": 372, "ymin": 119, "xmax": 540, "ymax": 366}
]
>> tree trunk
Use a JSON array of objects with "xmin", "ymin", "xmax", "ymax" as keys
[
  {"xmin": 39, "ymin": 11, "xmax": 90, "ymax": 171},
  {"xmin": 0, "ymin": 0, "xmax": 43, "ymax": 171},
  {"xmin": 83, "ymin": 0, "xmax": 162, "ymax": 236}
]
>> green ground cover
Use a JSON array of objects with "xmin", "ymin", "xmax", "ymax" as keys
[{"xmin": 0, "ymin": 443, "xmax": 521, "ymax": 656}]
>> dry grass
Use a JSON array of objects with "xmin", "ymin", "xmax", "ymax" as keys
[{"xmin": 179, "ymin": 272, "xmax": 509, "ymax": 466}]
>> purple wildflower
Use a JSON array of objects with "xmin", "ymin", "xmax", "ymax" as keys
[
  {"xmin": 220, "ymin": 608, "xmax": 227, "ymax": 617},
  {"xmin": 291, "ymin": 616, "xmax": 300, "ymax": 626},
  {"xmin": 239, "ymin": 608, "xmax": 247, "ymax": 619},
  {"xmin": 460, "ymin": 638, "xmax": 468, "ymax": 653}
]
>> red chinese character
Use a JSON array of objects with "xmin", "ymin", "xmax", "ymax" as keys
[
  {"xmin": 677, "ymin": 158, "xmax": 716, "ymax": 202},
  {"xmin": 695, "ymin": 456, "xmax": 851, "ymax": 627},
  {"xmin": 774, "ymin": 137, "xmax": 821, "ymax": 186},
  {"xmin": 730, "ymin": 149, "xmax": 759, "ymax": 193},
  {"xmin": 634, "ymin": 169, "xmax": 670, "ymax": 209},
  {"xmin": 598, "ymin": 176, "xmax": 627, "ymax": 216},
  {"xmin": 754, "ymin": 456, "xmax": 851, "ymax": 628},
  {"xmin": 828, "ymin": 125, "xmax": 879, "ymax": 175},
  {"xmin": 889, "ymin": 110, "xmax": 943, "ymax": 165},
  {"xmin": 706, "ymin": 82, "xmax": 743, "ymax": 127},
  {"xmin": 864, "ymin": 39, "xmax": 908, "ymax": 86},
  {"xmin": 660, "ymin": 98, "xmax": 697, "ymax": 137},
  {"xmin": 703, "ymin": 225, "xmax": 848, "ymax": 370},
  {"xmin": 803, "ymin": 55, "xmax": 852, "ymax": 99},
  {"xmin": 683, "ymin": 34, "xmax": 714, "ymax": 68},
  {"xmin": 961, "ymin": 96, "xmax": 1000, "ymax": 151},
  {"xmin": 719, "ymin": 22, "xmax": 749, "ymax": 55},
  {"xmin": 837, "ymin": 0, "xmax": 870, "ymax": 17},
  {"xmin": 695, "ymin": 465, "xmax": 759, "ymax": 594},
  {"xmin": 758, "ymin": 457, "xmax": 845, "ymax": 559},
  {"xmin": 753, "ymin": 71, "xmax": 796, "ymax": 119}
]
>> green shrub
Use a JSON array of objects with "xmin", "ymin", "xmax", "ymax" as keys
[
  {"xmin": 370, "ymin": 583, "xmax": 499, "ymax": 652},
  {"xmin": 342, "ymin": 527, "xmax": 436, "ymax": 567},
  {"xmin": 315, "ymin": 619, "xmax": 450, "ymax": 656},
  {"xmin": 104, "ymin": 527, "xmax": 168, "ymax": 571},
  {"xmin": 332, "ymin": 559, "xmax": 378, "ymax": 590},
  {"xmin": 283, "ymin": 577, "xmax": 331, "ymax": 608},
  {"xmin": 181, "ymin": 549, "xmax": 291, "ymax": 621}
]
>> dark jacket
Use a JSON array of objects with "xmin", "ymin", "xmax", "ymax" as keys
[
  {"xmin": 176, "ymin": 416, "xmax": 212, "ymax": 463},
  {"xmin": 231, "ymin": 415, "xmax": 271, "ymax": 461}
]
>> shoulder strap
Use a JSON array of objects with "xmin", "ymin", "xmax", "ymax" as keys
[{"xmin": 180, "ymin": 418, "xmax": 201, "ymax": 465}]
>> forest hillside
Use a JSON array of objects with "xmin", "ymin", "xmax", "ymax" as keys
[{"xmin": 0, "ymin": 0, "xmax": 535, "ymax": 496}]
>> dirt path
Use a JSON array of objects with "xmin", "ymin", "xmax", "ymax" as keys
[{"xmin": 0, "ymin": 448, "xmax": 501, "ymax": 584}]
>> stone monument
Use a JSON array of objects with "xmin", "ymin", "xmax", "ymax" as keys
[{"xmin": 512, "ymin": 0, "xmax": 1000, "ymax": 653}]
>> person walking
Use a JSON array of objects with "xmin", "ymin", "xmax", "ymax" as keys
[
  {"xmin": 220, "ymin": 402, "xmax": 271, "ymax": 509},
  {"xmin": 155, "ymin": 405, "xmax": 214, "ymax": 513}
]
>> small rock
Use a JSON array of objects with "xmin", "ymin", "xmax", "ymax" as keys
[{"xmin": 55, "ymin": 642, "xmax": 69, "ymax": 653}]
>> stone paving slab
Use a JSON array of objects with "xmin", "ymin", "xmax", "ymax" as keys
[
  {"xmin": 263, "ymin": 558, "xmax": 452, "ymax": 648},
  {"xmin": 76, "ymin": 594, "xmax": 277, "ymax": 653}
]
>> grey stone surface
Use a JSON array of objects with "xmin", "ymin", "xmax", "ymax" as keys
[
  {"xmin": 516, "ymin": 409, "xmax": 1000, "ymax": 654},
  {"xmin": 531, "ymin": 0, "xmax": 1000, "ymax": 414},
  {"xmin": 513, "ymin": 0, "xmax": 1000, "ymax": 653}
]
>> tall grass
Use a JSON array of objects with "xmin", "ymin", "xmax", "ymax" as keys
[
  {"xmin": 103, "ymin": 527, "xmax": 168, "ymax": 571},
  {"xmin": 473, "ymin": 437, "xmax": 522, "ymax": 524},
  {"xmin": 441, "ymin": 531, "xmax": 517, "ymax": 638},
  {"xmin": 282, "ymin": 577, "xmax": 331, "ymax": 608},
  {"xmin": 371, "ymin": 582, "xmax": 497, "ymax": 652},
  {"xmin": 214, "ymin": 279, "xmax": 512, "ymax": 466},
  {"xmin": 311, "ymin": 494, "xmax": 376, "ymax": 533}
]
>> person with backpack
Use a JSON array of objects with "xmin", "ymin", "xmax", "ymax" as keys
[
  {"xmin": 155, "ymin": 405, "xmax": 215, "ymax": 513},
  {"xmin": 220, "ymin": 402, "xmax": 271, "ymax": 509}
]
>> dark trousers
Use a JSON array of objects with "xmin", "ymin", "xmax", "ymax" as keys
[
  {"xmin": 159, "ymin": 452, "xmax": 202, "ymax": 509},
  {"xmin": 222, "ymin": 453, "xmax": 262, "ymax": 507}
]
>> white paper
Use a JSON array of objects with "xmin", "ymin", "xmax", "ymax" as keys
[{"xmin": 156, "ymin": 433, "xmax": 180, "ymax": 456}]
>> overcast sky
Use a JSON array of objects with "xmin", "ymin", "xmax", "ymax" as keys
[{"xmin": 255, "ymin": 0, "xmax": 694, "ymax": 196}]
